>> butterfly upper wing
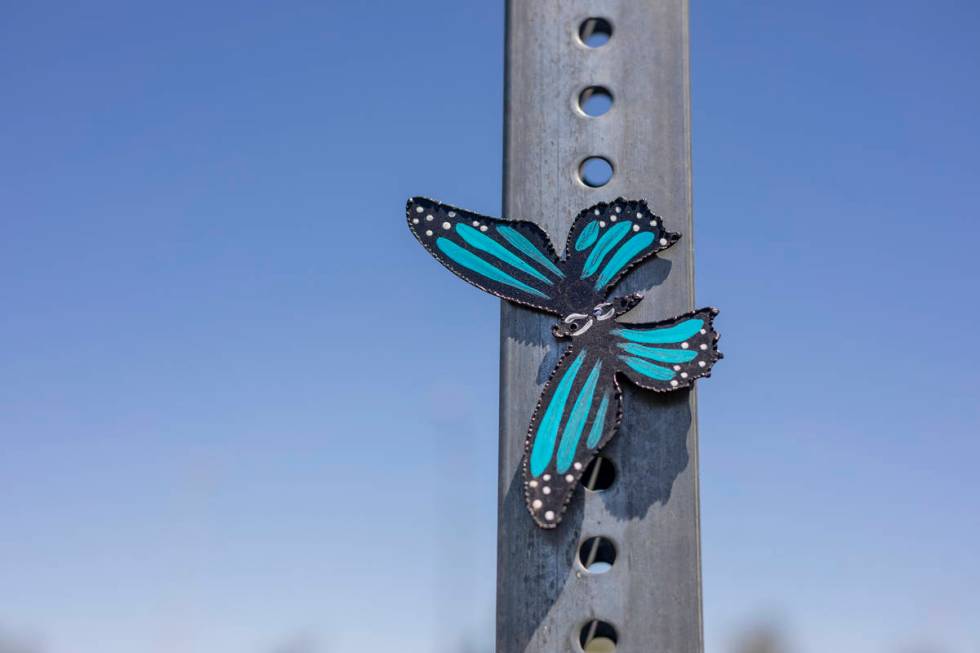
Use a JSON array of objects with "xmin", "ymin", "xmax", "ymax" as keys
[
  {"xmin": 612, "ymin": 307, "xmax": 722, "ymax": 391},
  {"xmin": 407, "ymin": 197, "xmax": 565, "ymax": 315},
  {"xmin": 563, "ymin": 199, "xmax": 680, "ymax": 298},
  {"xmin": 408, "ymin": 196, "xmax": 680, "ymax": 316},
  {"xmin": 522, "ymin": 344, "xmax": 623, "ymax": 528}
]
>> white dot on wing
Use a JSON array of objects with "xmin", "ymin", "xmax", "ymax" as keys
[
  {"xmin": 573, "ymin": 462, "xmax": 582, "ymax": 470},
  {"xmin": 415, "ymin": 206, "xmax": 423, "ymax": 213},
  {"xmin": 673, "ymin": 365, "xmax": 681, "ymax": 371},
  {"xmin": 412, "ymin": 217, "xmax": 419, "ymax": 224},
  {"xmin": 545, "ymin": 510, "xmax": 555, "ymax": 521},
  {"xmin": 632, "ymin": 224, "xmax": 640, "ymax": 232},
  {"xmin": 615, "ymin": 206, "xmax": 621, "ymax": 213},
  {"xmin": 670, "ymin": 379, "xmax": 679, "ymax": 387},
  {"xmin": 650, "ymin": 220, "xmax": 657, "ymax": 227},
  {"xmin": 700, "ymin": 344, "xmax": 707, "ymax": 350},
  {"xmin": 480, "ymin": 225, "xmax": 488, "ymax": 232},
  {"xmin": 681, "ymin": 342, "xmax": 689, "ymax": 349},
  {"xmin": 529, "ymin": 480, "xmax": 538, "ymax": 488},
  {"xmin": 543, "ymin": 486, "xmax": 551, "ymax": 495},
  {"xmin": 681, "ymin": 372, "xmax": 688, "ymax": 378},
  {"xmin": 448, "ymin": 211, "xmax": 456, "ymax": 217},
  {"xmin": 599, "ymin": 221, "xmax": 606, "ymax": 227},
  {"xmin": 700, "ymin": 329, "xmax": 707, "ymax": 335},
  {"xmin": 659, "ymin": 238, "xmax": 668, "ymax": 245},
  {"xmin": 442, "ymin": 221, "xmax": 451, "ymax": 229},
  {"xmin": 698, "ymin": 361, "xmax": 706, "ymax": 367},
  {"xmin": 426, "ymin": 214, "xmax": 434, "ymax": 221},
  {"xmin": 532, "ymin": 499, "xmax": 542, "ymax": 509},
  {"xmin": 565, "ymin": 474, "xmax": 574, "ymax": 483},
  {"xmin": 542, "ymin": 474, "xmax": 551, "ymax": 481},
  {"xmin": 425, "ymin": 230, "xmax": 433, "ymax": 236},
  {"xmin": 610, "ymin": 215, "xmax": 617, "ymax": 222}
]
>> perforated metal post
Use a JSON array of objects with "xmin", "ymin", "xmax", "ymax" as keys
[{"xmin": 497, "ymin": 1, "xmax": 702, "ymax": 652}]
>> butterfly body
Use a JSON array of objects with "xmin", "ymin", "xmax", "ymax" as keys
[
  {"xmin": 550, "ymin": 292, "xmax": 643, "ymax": 339},
  {"xmin": 407, "ymin": 196, "xmax": 722, "ymax": 528}
]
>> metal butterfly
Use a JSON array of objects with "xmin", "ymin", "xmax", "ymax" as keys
[{"xmin": 407, "ymin": 196, "xmax": 722, "ymax": 528}]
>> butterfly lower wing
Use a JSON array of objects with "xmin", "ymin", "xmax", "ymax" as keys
[
  {"xmin": 522, "ymin": 344, "xmax": 623, "ymax": 528},
  {"xmin": 407, "ymin": 197, "xmax": 565, "ymax": 315},
  {"xmin": 562, "ymin": 199, "xmax": 681, "ymax": 298},
  {"xmin": 612, "ymin": 307, "xmax": 722, "ymax": 391}
]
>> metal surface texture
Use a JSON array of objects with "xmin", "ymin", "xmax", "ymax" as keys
[{"xmin": 497, "ymin": 1, "xmax": 702, "ymax": 651}]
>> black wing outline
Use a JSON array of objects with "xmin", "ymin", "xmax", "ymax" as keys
[
  {"xmin": 407, "ymin": 197, "xmax": 565, "ymax": 315},
  {"xmin": 521, "ymin": 343, "xmax": 624, "ymax": 528},
  {"xmin": 562, "ymin": 199, "xmax": 680, "ymax": 298},
  {"xmin": 613, "ymin": 307, "xmax": 723, "ymax": 392}
]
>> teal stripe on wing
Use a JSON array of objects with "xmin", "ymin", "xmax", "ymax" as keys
[
  {"xmin": 530, "ymin": 349, "xmax": 587, "ymax": 478},
  {"xmin": 495, "ymin": 225, "xmax": 565, "ymax": 279},
  {"xmin": 612, "ymin": 318, "xmax": 704, "ymax": 344},
  {"xmin": 585, "ymin": 392, "xmax": 610, "ymax": 448},
  {"xmin": 555, "ymin": 360, "xmax": 602, "ymax": 474},
  {"xmin": 617, "ymin": 342, "xmax": 698, "ymax": 364},
  {"xmin": 575, "ymin": 220, "xmax": 600, "ymax": 251},
  {"xmin": 618, "ymin": 355, "xmax": 676, "ymax": 381},
  {"xmin": 455, "ymin": 223, "xmax": 552, "ymax": 285},
  {"xmin": 436, "ymin": 238, "xmax": 549, "ymax": 299},
  {"xmin": 594, "ymin": 231, "xmax": 655, "ymax": 289},
  {"xmin": 581, "ymin": 220, "xmax": 632, "ymax": 279}
]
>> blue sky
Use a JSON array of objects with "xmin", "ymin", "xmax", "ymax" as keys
[{"xmin": 1, "ymin": 2, "xmax": 978, "ymax": 652}]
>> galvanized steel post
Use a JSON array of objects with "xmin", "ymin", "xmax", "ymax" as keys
[{"xmin": 497, "ymin": 2, "xmax": 703, "ymax": 651}]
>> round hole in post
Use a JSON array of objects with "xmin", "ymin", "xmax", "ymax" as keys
[
  {"xmin": 578, "ymin": 86, "xmax": 613, "ymax": 117},
  {"xmin": 581, "ymin": 455, "xmax": 615, "ymax": 491},
  {"xmin": 578, "ymin": 17, "xmax": 613, "ymax": 48},
  {"xmin": 578, "ymin": 536, "xmax": 617, "ymax": 573},
  {"xmin": 578, "ymin": 157, "xmax": 613, "ymax": 188},
  {"xmin": 580, "ymin": 620, "xmax": 618, "ymax": 652}
]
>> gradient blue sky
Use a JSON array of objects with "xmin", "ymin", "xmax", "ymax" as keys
[{"xmin": 1, "ymin": 2, "xmax": 978, "ymax": 652}]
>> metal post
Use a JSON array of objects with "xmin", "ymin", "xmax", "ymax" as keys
[{"xmin": 497, "ymin": 1, "xmax": 702, "ymax": 652}]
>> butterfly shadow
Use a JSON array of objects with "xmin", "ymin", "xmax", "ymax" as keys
[{"xmin": 600, "ymin": 385, "xmax": 693, "ymax": 522}]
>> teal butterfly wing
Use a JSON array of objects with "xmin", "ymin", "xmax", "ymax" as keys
[
  {"xmin": 408, "ymin": 197, "xmax": 680, "ymax": 316},
  {"xmin": 522, "ymin": 343, "xmax": 623, "ymax": 528},
  {"xmin": 563, "ymin": 199, "xmax": 680, "ymax": 298},
  {"xmin": 407, "ymin": 197, "xmax": 566, "ymax": 315},
  {"xmin": 612, "ymin": 307, "xmax": 723, "ymax": 391},
  {"xmin": 522, "ymin": 308, "xmax": 722, "ymax": 528}
]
